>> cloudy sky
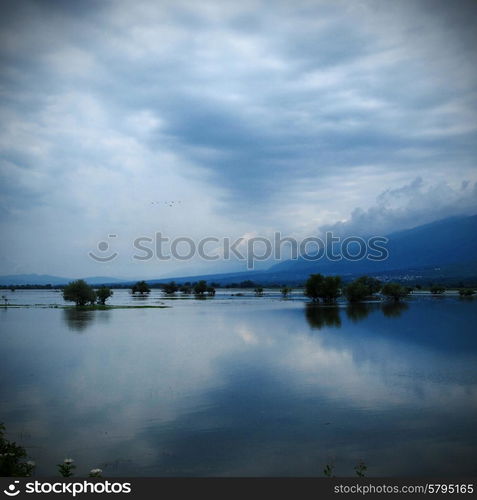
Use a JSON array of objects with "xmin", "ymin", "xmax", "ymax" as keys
[{"xmin": 1, "ymin": 0, "xmax": 476, "ymax": 278}]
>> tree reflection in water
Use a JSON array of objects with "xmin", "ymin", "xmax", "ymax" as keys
[
  {"xmin": 62, "ymin": 308, "xmax": 97, "ymax": 332},
  {"xmin": 305, "ymin": 304, "xmax": 341, "ymax": 329},
  {"xmin": 381, "ymin": 301, "xmax": 409, "ymax": 318},
  {"xmin": 305, "ymin": 300, "xmax": 410, "ymax": 329}
]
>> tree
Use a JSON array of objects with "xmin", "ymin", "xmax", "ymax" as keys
[
  {"xmin": 459, "ymin": 288, "xmax": 475, "ymax": 297},
  {"xmin": 194, "ymin": 280, "xmax": 207, "ymax": 295},
  {"xmin": 63, "ymin": 280, "xmax": 96, "ymax": 306},
  {"xmin": 281, "ymin": 286, "xmax": 292, "ymax": 298},
  {"xmin": 305, "ymin": 274, "xmax": 324, "ymax": 302},
  {"xmin": 254, "ymin": 286, "xmax": 264, "ymax": 296},
  {"xmin": 305, "ymin": 274, "xmax": 342, "ymax": 303},
  {"xmin": 430, "ymin": 284, "xmax": 445, "ymax": 294},
  {"xmin": 344, "ymin": 276, "xmax": 382, "ymax": 303},
  {"xmin": 355, "ymin": 276, "xmax": 381, "ymax": 295},
  {"xmin": 179, "ymin": 284, "xmax": 192, "ymax": 294},
  {"xmin": 381, "ymin": 282, "xmax": 410, "ymax": 302},
  {"xmin": 132, "ymin": 281, "xmax": 150, "ymax": 295},
  {"xmin": 163, "ymin": 281, "xmax": 178, "ymax": 295},
  {"xmin": 96, "ymin": 286, "xmax": 113, "ymax": 305},
  {"xmin": 207, "ymin": 286, "xmax": 216, "ymax": 296}
]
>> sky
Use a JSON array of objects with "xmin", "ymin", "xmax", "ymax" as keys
[{"xmin": 1, "ymin": 0, "xmax": 476, "ymax": 279}]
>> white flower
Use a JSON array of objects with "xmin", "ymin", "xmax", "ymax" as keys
[{"xmin": 64, "ymin": 458, "xmax": 74, "ymax": 464}]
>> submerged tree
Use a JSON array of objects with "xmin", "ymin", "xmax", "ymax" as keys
[
  {"xmin": 344, "ymin": 276, "xmax": 382, "ymax": 302},
  {"xmin": 132, "ymin": 281, "xmax": 150, "ymax": 295},
  {"xmin": 96, "ymin": 286, "xmax": 113, "ymax": 305},
  {"xmin": 281, "ymin": 286, "xmax": 292, "ymax": 298},
  {"xmin": 459, "ymin": 288, "xmax": 475, "ymax": 297},
  {"xmin": 163, "ymin": 281, "xmax": 179, "ymax": 295},
  {"xmin": 305, "ymin": 274, "xmax": 342, "ymax": 303},
  {"xmin": 254, "ymin": 286, "xmax": 264, "ymax": 297},
  {"xmin": 63, "ymin": 280, "xmax": 96, "ymax": 306},
  {"xmin": 193, "ymin": 280, "xmax": 208, "ymax": 295},
  {"xmin": 430, "ymin": 284, "xmax": 446, "ymax": 295},
  {"xmin": 381, "ymin": 282, "xmax": 410, "ymax": 302}
]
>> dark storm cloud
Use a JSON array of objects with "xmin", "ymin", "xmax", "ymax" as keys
[{"xmin": 0, "ymin": 0, "xmax": 476, "ymax": 275}]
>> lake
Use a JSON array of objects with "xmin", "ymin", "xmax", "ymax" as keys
[{"xmin": 1, "ymin": 289, "xmax": 476, "ymax": 477}]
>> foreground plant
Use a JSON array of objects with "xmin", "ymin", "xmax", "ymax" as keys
[
  {"xmin": 58, "ymin": 458, "xmax": 76, "ymax": 477},
  {"xmin": 322, "ymin": 460, "xmax": 368, "ymax": 477},
  {"xmin": 89, "ymin": 468, "xmax": 103, "ymax": 478},
  {"xmin": 354, "ymin": 461, "xmax": 367, "ymax": 477},
  {"xmin": 323, "ymin": 463, "xmax": 335, "ymax": 477},
  {"xmin": 0, "ymin": 423, "xmax": 35, "ymax": 477}
]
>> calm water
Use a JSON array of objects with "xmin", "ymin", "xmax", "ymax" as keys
[{"xmin": 1, "ymin": 290, "xmax": 476, "ymax": 477}]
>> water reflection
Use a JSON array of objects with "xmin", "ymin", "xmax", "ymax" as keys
[
  {"xmin": 1, "ymin": 297, "xmax": 477, "ymax": 477},
  {"xmin": 62, "ymin": 308, "xmax": 110, "ymax": 332},
  {"xmin": 306, "ymin": 301, "xmax": 411, "ymax": 330},
  {"xmin": 131, "ymin": 294, "xmax": 150, "ymax": 302},
  {"xmin": 305, "ymin": 304, "xmax": 341, "ymax": 329},
  {"xmin": 381, "ymin": 301, "xmax": 409, "ymax": 317},
  {"xmin": 345, "ymin": 303, "xmax": 374, "ymax": 322}
]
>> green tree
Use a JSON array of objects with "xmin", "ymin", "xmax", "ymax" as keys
[
  {"xmin": 194, "ymin": 280, "xmax": 207, "ymax": 295},
  {"xmin": 132, "ymin": 281, "xmax": 150, "ymax": 295},
  {"xmin": 356, "ymin": 276, "xmax": 382, "ymax": 295},
  {"xmin": 207, "ymin": 286, "xmax": 216, "ymax": 296},
  {"xmin": 63, "ymin": 280, "xmax": 96, "ymax": 306},
  {"xmin": 281, "ymin": 286, "xmax": 292, "ymax": 298},
  {"xmin": 163, "ymin": 281, "xmax": 179, "ymax": 295},
  {"xmin": 459, "ymin": 288, "xmax": 475, "ymax": 297},
  {"xmin": 344, "ymin": 281, "xmax": 369, "ymax": 303},
  {"xmin": 381, "ymin": 282, "xmax": 410, "ymax": 302},
  {"xmin": 96, "ymin": 286, "xmax": 113, "ymax": 305},
  {"xmin": 344, "ymin": 276, "xmax": 382, "ymax": 303},
  {"xmin": 179, "ymin": 284, "xmax": 192, "ymax": 294},
  {"xmin": 430, "ymin": 284, "xmax": 445, "ymax": 294},
  {"xmin": 305, "ymin": 274, "xmax": 342, "ymax": 303},
  {"xmin": 254, "ymin": 286, "xmax": 264, "ymax": 296}
]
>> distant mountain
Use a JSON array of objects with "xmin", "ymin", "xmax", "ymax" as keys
[
  {"xmin": 267, "ymin": 214, "xmax": 477, "ymax": 280},
  {"xmin": 0, "ymin": 274, "xmax": 123, "ymax": 286},
  {"xmin": 144, "ymin": 214, "xmax": 477, "ymax": 285}
]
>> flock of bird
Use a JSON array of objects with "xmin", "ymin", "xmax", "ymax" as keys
[{"xmin": 150, "ymin": 200, "xmax": 182, "ymax": 207}]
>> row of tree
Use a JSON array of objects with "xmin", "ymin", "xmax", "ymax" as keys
[
  {"xmin": 62, "ymin": 276, "xmax": 476, "ymax": 307},
  {"xmin": 130, "ymin": 280, "xmax": 216, "ymax": 296},
  {"xmin": 161, "ymin": 280, "xmax": 216, "ymax": 296},
  {"xmin": 304, "ymin": 274, "xmax": 476, "ymax": 303}
]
